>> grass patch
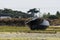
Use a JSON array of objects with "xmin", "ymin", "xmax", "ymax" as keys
[
  {"xmin": 0, "ymin": 37, "xmax": 60, "ymax": 40},
  {"xmin": 0, "ymin": 26, "xmax": 60, "ymax": 33},
  {"xmin": 0, "ymin": 26, "xmax": 30, "ymax": 32}
]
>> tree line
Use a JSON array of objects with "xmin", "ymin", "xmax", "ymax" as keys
[
  {"xmin": 0, "ymin": 8, "xmax": 39, "ymax": 18},
  {"xmin": 43, "ymin": 11, "xmax": 60, "ymax": 19}
]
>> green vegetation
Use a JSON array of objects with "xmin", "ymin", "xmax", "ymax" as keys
[
  {"xmin": 0, "ymin": 37, "xmax": 60, "ymax": 40},
  {"xmin": 0, "ymin": 26, "xmax": 30, "ymax": 32},
  {"xmin": 0, "ymin": 8, "xmax": 30, "ymax": 18},
  {"xmin": 0, "ymin": 26, "xmax": 59, "ymax": 33},
  {"xmin": 43, "ymin": 11, "xmax": 60, "ymax": 19},
  {"xmin": 0, "ymin": 8, "xmax": 39, "ymax": 18}
]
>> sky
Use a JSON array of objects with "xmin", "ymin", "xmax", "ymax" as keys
[{"xmin": 0, "ymin": 0, "xmax": 60, "ymax": 15}]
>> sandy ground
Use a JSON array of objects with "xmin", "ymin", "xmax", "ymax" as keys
[{"xmin": 0, "ymin": 32, "xmax": 60, "ymax": 38}]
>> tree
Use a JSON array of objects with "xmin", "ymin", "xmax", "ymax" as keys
[
  {"xmin": 43, "ymin": 13, "xmax": 47, "ymax": 18},
  {"xmin": 2, "ymin": 8, "xmax": 12, "ymax": 13},
  {"xmin": 47, "ymin": 12, "xmax": 50, "ymax": 17},
  {"xmin": 56, "ymin": 11, "xmax": 60, "ymax": 18}
]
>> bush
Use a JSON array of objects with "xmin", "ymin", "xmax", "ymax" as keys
[
  {"xmin": 0, "ymin": 18, "xmax": 26, "ymax": 26},
  {"xmin": 48, "ymin": 15, "xmax": 58, "ymax": 19}
]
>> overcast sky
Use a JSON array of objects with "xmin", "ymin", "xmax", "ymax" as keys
[{"xmin": 0, "ymin": 0, "xmax": 60, "ymax": 15}]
